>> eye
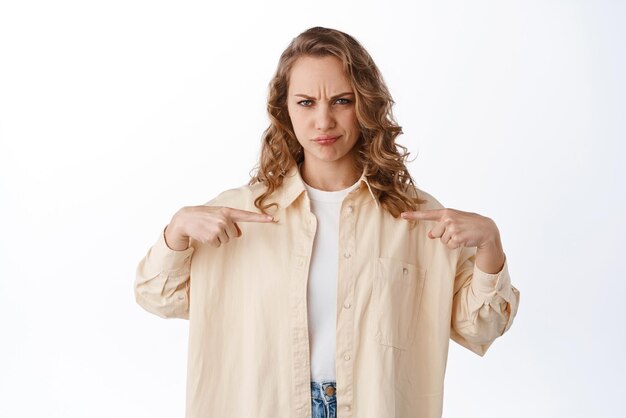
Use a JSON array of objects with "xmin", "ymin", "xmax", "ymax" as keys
[
  {"xmin": 335, "ymin": 98, "xmax": 352, "ymax": 105},
  {"xmin": 297, "ymin": 99, "xmax": 313, "ymax": 107}
]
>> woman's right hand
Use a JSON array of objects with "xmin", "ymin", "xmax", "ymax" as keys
[{"xmin": 164, "ymin": 206, "xmax": 275, "ymax": 251}]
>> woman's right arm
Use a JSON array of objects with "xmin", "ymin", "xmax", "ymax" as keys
[{"xmin": 133, "ymin": 206, "xmax": 275, "ymax": 319}]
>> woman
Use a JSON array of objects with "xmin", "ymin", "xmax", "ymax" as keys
[{"xmin": 135, "ymin": 26, "xmax": 520, "ymax": 418}]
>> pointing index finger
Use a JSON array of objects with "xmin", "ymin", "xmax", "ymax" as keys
[
  {"xmin": 226, "ymin": 207, "xmax": 275, "ymax": 223},
  {"xmin": 400, "ymin": 209, "xmax": 444, "ymax": 221}
]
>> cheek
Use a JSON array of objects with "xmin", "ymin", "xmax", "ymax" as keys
[
  {"xmin": 341, "ymin": 110, "xmax": 359, "ymax": 131},
  {"xmin": 287, "ymin": 110, "xmax": 308, "ymax": 141},
  {"xmin": 289, "ymin": 110, "xmax": 309, "ymax": 131}
]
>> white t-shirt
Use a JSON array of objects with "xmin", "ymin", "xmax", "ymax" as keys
[{"xmin": 303, "ymin": 176, "xmax": 361, "ymax": 383}]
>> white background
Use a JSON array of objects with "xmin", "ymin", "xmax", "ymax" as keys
[{"xmin": 1, "ymin": 1, "xmax": 624, "ymax": 417}]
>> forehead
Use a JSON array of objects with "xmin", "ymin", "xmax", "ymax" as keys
[{"xmin": 288, "ymin": 55, "xmax": 352, "ymax": 91}]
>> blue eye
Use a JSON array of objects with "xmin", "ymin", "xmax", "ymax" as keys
[{"xmin": 297, "ymin": 98, "xmax": 352, "ymax": 107}]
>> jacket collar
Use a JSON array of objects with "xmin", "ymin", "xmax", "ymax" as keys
[{"xmin": 278, "ymin": 163, "xmax": 381, "ymax": 209}]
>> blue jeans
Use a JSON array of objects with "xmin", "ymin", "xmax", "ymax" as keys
[{"xmin": 311, "ymin": 380, "xmax": 337, "ymax": 418}]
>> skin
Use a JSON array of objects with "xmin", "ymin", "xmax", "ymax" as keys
[
  {"xmin": 287, "ymin": 55, "xmax": 362, "ymax": 191},
  {"xmin": 164, "ymin": 206, "xmax": 274, "ymax": 251},
  {"xmin": 164, "ymin": 55, "xmax": 506, "ymax": 275},
  {"xmin": 400, "ymin": 209, "xmax": 506, "ymax": 274}
]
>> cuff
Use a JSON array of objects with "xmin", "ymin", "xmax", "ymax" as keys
[{"xmin": 470, "ymin": 256, "xmax": 515, "ymax": 304}]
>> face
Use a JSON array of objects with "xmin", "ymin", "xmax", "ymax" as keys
[{"xmin": 286, "ymin": 55, "xmax": 360, "ymax": 167}]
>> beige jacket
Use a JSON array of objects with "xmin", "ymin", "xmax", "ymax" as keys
[{"xmin": 134, "ymin": 164, "xmax": 520, "ymax": 418}]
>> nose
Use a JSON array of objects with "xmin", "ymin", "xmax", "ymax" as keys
[{"xmin": 315, "ymin": 104, "xmax": 335, "ymax": 131}]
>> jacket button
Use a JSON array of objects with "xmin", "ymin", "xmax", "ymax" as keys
[
  {"xmin": 347, "ymin": 205, "xmax": 354, "ymax": 214},
  {"xmin": 344, "ymin": 353, "xmax": 351, "ymax": 361},
  {"xmin": 324, "ymin": 386, "xmax": 335, "ymax": 397},
  {"xmin": 343, "ymin": 301, "xmax": 351, "ymax": 309},
  {"xmin": 344, "ymin": 252, "xmax": 351, "ymax": 259}
]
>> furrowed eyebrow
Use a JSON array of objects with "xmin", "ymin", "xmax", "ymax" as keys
[{"xmin": 294, "ymin": 92, "xmax": 355, "ymax": 100}]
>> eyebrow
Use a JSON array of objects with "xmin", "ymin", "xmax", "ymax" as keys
[{"xmin": 294, "ymin": 92, "xmax": 355, "ymax": 100}]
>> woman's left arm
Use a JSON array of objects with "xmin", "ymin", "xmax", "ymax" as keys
[{"xmin": 401, "ymin": 208, "xmax": 521, "ymax": 356}]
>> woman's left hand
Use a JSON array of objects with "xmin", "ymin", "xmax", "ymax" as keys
[{"xmin": 400, "ymin": 208, "xmax": 500, "ymax": 250}]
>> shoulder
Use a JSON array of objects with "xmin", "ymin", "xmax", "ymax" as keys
[
  {"xmin": 203, "ymin": 181, "xmax": 270, "ymax": 209},
  {"xmin": 414, "ymin": 186, "xmax": 445, "ymax": 211}
]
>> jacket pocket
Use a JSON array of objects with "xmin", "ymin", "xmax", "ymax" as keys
[{"xmin": 371, "ymin": 257, "xmax": 427, "ymax": 350}]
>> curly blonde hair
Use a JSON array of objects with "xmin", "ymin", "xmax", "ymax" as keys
[{"xmin": 248, "ymin": 26, "xmax": 427, "ymax": 217}]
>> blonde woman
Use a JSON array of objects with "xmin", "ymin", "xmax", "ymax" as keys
[{"xmin": 135, "ymin": 26, "xmax": 520, "ymax": 418}]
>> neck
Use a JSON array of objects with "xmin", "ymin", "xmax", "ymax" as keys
[{"xmin": 299, "ymin": 158, "xmax": 361, "ymax": 191}]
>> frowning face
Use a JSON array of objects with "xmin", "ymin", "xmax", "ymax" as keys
[{"xmin": 287, "ymin": 55, "xmax": 360, "ymax": 168}]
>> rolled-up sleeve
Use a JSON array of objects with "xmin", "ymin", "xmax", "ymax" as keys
[
  {"xmin": 134, "ymin": 226, "xmax": 195, "ymax": 319},
  {"xmin": 450, "ymin": 245, "xmax": 520, "ymax": 356}
]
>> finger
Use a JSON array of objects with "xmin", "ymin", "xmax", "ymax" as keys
[
  {"xmin": 453, "ymin": 236, "xmax": 465, "ymax": 248},
  {"xmin": 207, "ymin": 218, "xmax": 231, "ymax": 245},
  {"xmin": 216, "ymin": 227, "xmax": 230, "ymax": 245},
  {"xmin": 400, "ymin": 209, "xmax": 445, "ymax": 221},
  {"xmin": 446, "ymin": 235, "xmax": 464, "ymax": 250},
  {"xmin": 201, "ymin": 227, "xmax": 221, "ymax": 247},
  {"xmin": 441, "ymin": 228, "xmax": 453, "ymax": 245},
  {"xmin": 446, "ymin": 240, "xmax": 460, "ymax": 250},
  {"xmin": 225, "ymin": 207, "xmax": 275, "ymax": 223},
  {"xmin": 429, "ymin": 221, "xmax": 447, "ymax": 239},
  {"xmin": 224, "ymin": 220, "xmax": 240, "ymax": 239},
  {"xmin": 190, "ymin": 223, "xmax": 217, "ymax": 246}
]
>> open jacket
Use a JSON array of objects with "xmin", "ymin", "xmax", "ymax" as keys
[{"xmin": 134, "ymin": 164, "xmax": 520, "ymax": 418}]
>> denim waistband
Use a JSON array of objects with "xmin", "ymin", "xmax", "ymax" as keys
[{"xmin": 310, "ymin": 380, "xmax": 337, "ymax": 402}]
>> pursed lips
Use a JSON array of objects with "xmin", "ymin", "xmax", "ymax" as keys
[{"xmin": 314, "ymin": 135, "xmax": 340, "ymax": 141}]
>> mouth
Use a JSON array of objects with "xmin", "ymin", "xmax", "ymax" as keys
[{"xmin": 314, "ymin": 135, "xmax": 340, "ymax": 144}]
